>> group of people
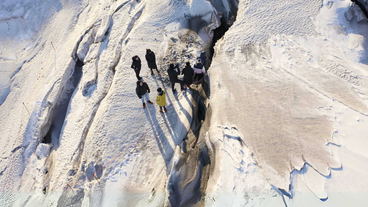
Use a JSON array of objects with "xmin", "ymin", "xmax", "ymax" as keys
[
  {"xmin": 131, "ymin": 49, "xmax": 159, "ymax": 80},
  {"xmin": 133, "ymin": 49, "xmax": 206, "ymax": 113},
  {"xmin": 135, "ymin": 80, "xmax": 167, "ymax": 113},
  {"xmin": 167, "ymin": 58, "xmax": 206, "ymax": 93}
]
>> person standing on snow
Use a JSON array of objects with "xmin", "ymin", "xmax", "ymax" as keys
[
  {"xmin": 193, "ymin": 58, "xmax": 205, "ymax": 82},
  {"xmin": 136, "ymin": 80, "xmax": 153, "ymax": 108},
  {"xmin": 131, "ymin": 55, "xmax": 142, "ymax": 80},
  {"xmin": 156, "ymin": 87, "xmax": 167, "ymax": 113},
  {"xmin": 167, "ymin": 63, "xmax": 184, "ymax": 93},
  {"xmin": 181, "ymin": 62, "xmax": 194, "ymax": 88},
  {"xmin": 145, "ymin": 49, "xmax": 160, "ymax": 75}
]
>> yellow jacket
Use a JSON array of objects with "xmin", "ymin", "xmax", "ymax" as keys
[{"xmin": 156, "ymin": 90, "xmax": 166, "ymax": 106}]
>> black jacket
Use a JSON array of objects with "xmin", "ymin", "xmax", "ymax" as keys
[
  {"xmin": 167, "ymin": 64, "xmax": 180, "ymax": 82},
  {"xmin": 200, "ymin": 52, "xmax": 207, "ymax": 66},
  {"xmin": 131, "ymin": 56, "xmax": 141, "ymax": 70},
  {"xmin": 181, "ymin": 65, "xmax": 194, "ymax": 85},
  {"xmin": 145, "ymin": 51, "xmax": 157, "ymax": 69},
  {"xmin": 136, "ymin": 81, "xmax": 150, "ymax": 98},
  {"xmin": 193, "ymin": 62, "xmax": 204, "ymax": 74}
]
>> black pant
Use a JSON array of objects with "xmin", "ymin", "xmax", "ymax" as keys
[
  {"xmin": 134, "ymin": 68, "xmax": 141, "ymax": 80},
  {"xmin": 194, "ymin": 73, "xmax": 204, "ymax": 82},
  {"xmin": 134, "ymin": 68, "xmax": 142, "ymax": 80},
  {"xmin": 159, "ymin": 106, "xmax": 167, "ymax": 111},
  {"xmin": 150, "ymin": 68, "xmax": 159, "ymax": 73},
  {"xmin": 183, "ymin": 76, "xmax": 193, "ymax": 87},
  {"xmin": 171, "ymin": 79, "xmax": 184, "ymax": 92}
]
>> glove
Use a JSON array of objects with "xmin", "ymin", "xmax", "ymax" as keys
[
  {"xmin": 148, "ymin": 90, "xmax": 150, "ymax": 93},
  {"xmin": 138, "ymin": 96, "xmax": 142, "ymax": 99}
]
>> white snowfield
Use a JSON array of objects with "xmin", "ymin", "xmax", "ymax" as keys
[{"xmin": 0, "ymin": 0, "xmax": 368, "ymax": 206}]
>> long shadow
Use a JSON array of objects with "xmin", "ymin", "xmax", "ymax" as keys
[
  {"xmin": 161, "ymin": 114, "xmax": 178, "ymax": 143},
  {"xmin": 181, "ymin": 82, "xmax": 208, "ymax": 142},
  {"xmin": 152, "ymin": 73, "xmax": 187, "ymax": 145},
  {"xmin": 176, "ymin": 91, "xmax": 193, "ymax": 126},
  {"xmin": 164, "ymin": 89, "xmax": 188, "ymax": 145},
  {"xmin": 143, "ymin": 102, "xmax": 174, "ymax": 168}
]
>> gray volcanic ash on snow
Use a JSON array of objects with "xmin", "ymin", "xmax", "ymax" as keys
[{"xmin": 1, "ymin": 0, "xmax": 368, "ymax": 207}]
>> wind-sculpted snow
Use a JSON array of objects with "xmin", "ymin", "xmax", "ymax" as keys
[
  {"xmin": 207, "ymin": 0, "xmax": 368, "ymax": 205},
  {"xmin": 208, "ymin": 0, "xmax": 336, "ymax": 188}
]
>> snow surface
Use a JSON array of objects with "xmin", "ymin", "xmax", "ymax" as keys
[
  {"xmin": 1, "ymin": 0, "xmax": 368, "ymax": 206},
  {"xmin": 207, "ymin": 0, "xmax": 368, "ymax": 206}
]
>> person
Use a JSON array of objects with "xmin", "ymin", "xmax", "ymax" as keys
[
  {"xmin": 200, "ymin": 52, "xmax": 207, "ymax": 67},
  {"xmin": 136, "ymin": 80, "xmax": 153, "ymax": 108},
  {"xmin": 156, "ymin": 87, "xmax": 167, "ymax": 113},
  {"xmin": 145, "ymin": 49, "xmax": 159, "ymax": 75},
  {"xmin": 131, "ymin": 55, "xmax": 142, "ymax": 80},
  {"xmin": 193, "ymin": 58, "xmax": 205, "ymax": 82},
  {"xmin": 181, "ymin": 62, "xmax": 194, "ymax": 87},
  {"xmin": 167, "ymin": 63, "xmax": 184, "ymax": 93}
]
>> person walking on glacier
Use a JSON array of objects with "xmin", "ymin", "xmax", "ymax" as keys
[
  {"xmin": 193, "ymin": 58, "xmax": 205, "ymax": 82},
  {"xmin": 167, "ymin": 63, "xmax": 184, "ymax": 93},
  {"xmin": 156, "ymin": 87, "xmax": 167, "ymax": 113},
  {"xmin": 136, "ymin": 80, "xmax": 153, "ymax": 108},
  {"xmin": 145, "ymin": 49, "xmax": 160, "ymax": 75},
  {"xmin": 131, "ymin": 55, "xmax": 142, "ymax": 80},
  {"xmin": 181, "ymin": 62, "xmax": 194, "ymax": 88}
]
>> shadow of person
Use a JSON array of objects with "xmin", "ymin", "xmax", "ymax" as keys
[
  {"xmin": 175, "ymin": 92, "xmax": 192, "ymax": 126},
  {"xmin": 183, "ymin": 89, "xmax": 194, "ymax": 108},
  {"xmin": 150, "ymin": 74, "xmax": 177, "ymax": 135},
  {"xmin": 162, "ymin": 92, "xmax": 189, "ymax": 146},
  {"xmin": 149, "ymin": 73, "xmax": 196, "ymax": 154},
  {"xmin": 161, "ymin": 112, "xmax": 178, "ymax": 143},
  {"xmin": 143, "ymin": 104, "xmax": 174, "ymax": 169}
]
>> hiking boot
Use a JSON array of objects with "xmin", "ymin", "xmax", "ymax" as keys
[
  {"xmin": 147, "ymin": 100, "xmax": 153, "ymax": 104},
  {"xmin": 142, "ymin": 103, "xmax": 146, "ymax": 108},
  {"xmin": 164, "ymin": 109, "xmax": 167, "ymax": 113},
  {"xmin": 159, "ymin": 110, "xmax": 164, "ymax": 113}
]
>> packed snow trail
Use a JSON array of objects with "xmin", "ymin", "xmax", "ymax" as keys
[{"xmin": 63, "ymin": 81, "xmax": 201, "ymax": 191}]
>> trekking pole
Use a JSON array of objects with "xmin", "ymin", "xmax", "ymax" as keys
[
  {"xmin": 23, "ymin": 102, "xmax": 30, "ymax": 115},
  {"xmin": 67, "ymin": 184, "xmax": 75, "ymax": 192},
  {"xmin": 51, "ymin": 41, "xmax": 56, "ymax": 51},
  {"xmin": 93, "ymin": 173, "xmax": 101, "ymax": 184}
]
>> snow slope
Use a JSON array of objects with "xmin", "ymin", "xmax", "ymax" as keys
[
  {"xmin": 1, "ymin": 0, "xmax": 368, "ymax": 206},
  {"xmin": 1, "ymin": 0, "xmax": 217, "ymax": 206},
  {"xmin": 207, "ymin": 0, "xmax": 368, "ymax": 206}
]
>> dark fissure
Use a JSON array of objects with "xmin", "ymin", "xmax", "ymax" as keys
[
  {"xmin": 42, "ymin": 59, "xmax": 83, "ymax": 145},
  {"xmin": 168, "ymin": 1, "xmax": 238, "ymax": 206},
  {"xmin": 208, "ymin": 1, "xmax": 239, "ymax": 66},
  {"xmin": 351, "ymin": 0, "xmax": 368, "ymax": 19}
]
